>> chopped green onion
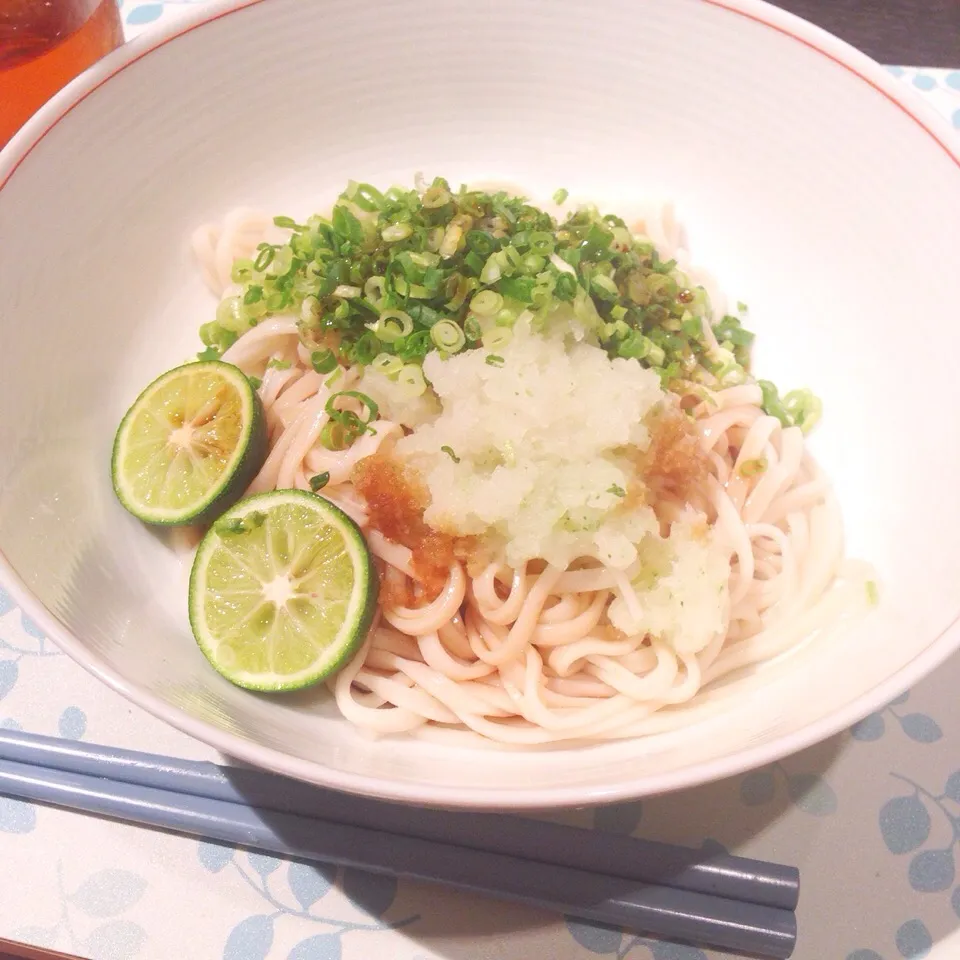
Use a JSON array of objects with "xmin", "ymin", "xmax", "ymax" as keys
[
  {"xmin": 441, "ymin": 445, "xmax": 461, "ymax": 463},
  {"xmin": 480, "ymin": 251, "xmax": 506, "ymax": 285},
  {"xmin": 311, "ymin": 349, "xmax": 338, "ymax": 374},
  {"xmin": 364, "ymin": 276, "xmax": 386, "ymax": 303},
  {"xmin": 607, "ymin": 484, "xmax": 626, "ymax": 497},
  {"xmin": 485, "ymin": 354, "xmax": 504, "ymax": 367},
  {"xmin": 214, "ymin": 511, "xmax": 266, "ymax": 536},
  {"xmin": 738, "ymin": 458, "xmax": 768, "ymax": 477},
  {"xmin": 499, "ymin": 276, "xmax": 536, "ymax": 303},
  {"xmin": 332, "ymin": 204, "xmax": 364, "ymax": 243},
  {"xmin": 371, "ymin": 353, "xmax": 403, "ymax": 378},
  {"xmin": 470, "ymin": 290, "xmax": 504, "ymax": 316},
  {"xmin": 431, "ymin": 320, "xmax": 466, "ymax": 353},
  {"xmin": 681, "ymin": 314, "xmax": 703, "ymax": 339},
  {"xmin": 397, "ymin": 364, "xmax": 427, "ymax": 398},
  {"xmin": 247, "ymin": 375, "xmax": 262, "ymax": 390},
  {"xmin": 482, "ymin": 327, "xmax": 513, "ymax": 351},
  {"xmin": 196, "ymin": 346, "xmax": 220, "ymax": 362},
  {"xmin": 439, "ymin": 222, "xmax": 464, "ymax": 258},
  {"xmin": 466, "ymin": 230, "xmax": 497, "ymax": 257},
  {"xmin": 200, "ymin": 177, "xmax": 795, "ymax": 420},
  {"xmin": 591, "ymin": 274, "xmax": 619, "ymax": 300},
  {"xmin": 373, "ymin": 309, "xmax": 414, "ymax": 343},
  {"xmin": 554, "ymin": 272, "xmax": 577, "ymax": 302},
  {"xmin": 215, "ymin": 296, "xmax": 248, "ymax": 335},
  {"xmin": 382, "ymin": 222, "xmax": 413, "ymax": 242},
  {"xmin": 231, "ymin": 259, "xmax": 255, "ymax": 284},
  {"xmin": 253, "ymin": 245, "xmax": 276, "ymax": 272},
  {"xmin": 326, "ymin": 390, "xmax": 379, "ymax": 425},
  {"xmin": 783, "ymin": 389, "xmax": 823, "ymax": 434},
  {"xmin": 267, "ymin": 358, "xmax": 291, "ymax": 370},
  {"xmin": 309, "ymin": 472, "xmax": 331, "ymax": 492},
  {"xmin": 758, "ymin": 380, "xmax": 790, "ymax": 426}
]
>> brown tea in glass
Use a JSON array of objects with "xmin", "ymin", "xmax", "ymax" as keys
[{"xmin": 0, "ymin": 0, "xmax": 124, "ymax": 148}]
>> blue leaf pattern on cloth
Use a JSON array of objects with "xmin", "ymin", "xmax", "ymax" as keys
[
  {"xmin": 69, "ymin": 869, "xmax": 147, "ymax": 917},
  {"xmin": 594, "ymin": 802, "xmax": 643, "ymax": 834},
  {"xmin": 288, "ymin": 934, "xmax": 342, "ymax": 960},
  {"xmin": 895, "ymin": 919, "xmax": 932, "ymax": 958},
  {"xmin": 952, "ymin": 885, "xmax": 960, "ymax": 919},
  {"xmin": 341, "ymin": 869, "xmax": 396, "ymax": 917},
  {"xmin": 57, "ymin": 706, "xmax": 87, "ymax": 740},
  {"xmin": 699, "ymin": 839, "xmax": 728, "ymax": 857},
  {"xmin": 908, "ymin": 848, "xmax": 954, "ymax": 892},
  {"xmin": 288, "ymin": 861, "xmax": 334, "ymax": 909},
  {"xmin": 787, "ymin": 773, "xmax": 837, "ymax": 816},
  {"xmin": 946, "ymin": 771, "xmax": 960, "ymax": 802},
  {"xmin": 0, "ymin": 797, "xmax": 35, "ymax": 833},
  {"xmin": 11, "ymin": 926, "xmax": 58, "ymax": 948},
  {"xmin": 879, "ymin": 796, "xmax": 930, "ymax": 854},
  {"xmin": 739, "ymin": 768, "xmax": 775, "ymax": 805},
  {"xmin": 0, "ymin": 660, "xmax": 19, "ymax": 701},
  {"xmin": 649, "ymin": 943, "xmax": 709, "ymax": 959},
  {"xmin": 19, "ymin": 612, "xmax": 45, "ymax": 639},
  {"xmin": 125, "ymin": 3, "xmax": 164, "ymax": 25},
  {"xmin": 0, "ymin": 586, "xmax": 14, "ymax": 616},
  {"xmin": 847, "ymin": 952, "xmax": 884, "ymax": 960},
  {"xmin": 82, "ymin": 920, "xmax": 146, "ymax": 959},
  {"xmin": 851, "ymin": 713, "xmax": 885, "ymax": 741},
  {"xmin": 247, "ymin": 852, "xmax": 281, "ymax": 877},
  {"xmin": 564, "ymin": 917, "xmax": 622, "ymax": 954},
  {"xmin": 223, "ymin": 915, "xmax": 274, "ymax": 960},
  {"xmin": 198, "ymin": 841, "xmax": 235, "ymax": 873},
  {"xmin": 899, "ymin": 714, "xmax": 942, "ymax": 743}
]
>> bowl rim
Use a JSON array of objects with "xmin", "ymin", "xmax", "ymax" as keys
[{"xmin": 1, "ymin": 0, "xmax": 959, "ymax": 809}]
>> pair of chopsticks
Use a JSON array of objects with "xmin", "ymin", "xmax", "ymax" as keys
[{"xmin": 0, "ymin": 730, "xmax": 797, "ymax": 958}]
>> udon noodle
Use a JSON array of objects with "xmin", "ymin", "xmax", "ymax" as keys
[{"xmin": 190, "ymin": 200, "xmax": 870, "ymax": 744}]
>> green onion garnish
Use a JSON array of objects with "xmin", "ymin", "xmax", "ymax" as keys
[
  {"xmin": 214, "ymin": 511, "xmax": 266, "ymax": 536},
  {"xmin": 247, "ymin": 375, "xmax": 262, "ymax": 390},
  {"xmin": 197, "ymin": 177, "xmax": 814, "ymax": 424},
  {"xmin": 738, "ymin": 458, "xmax": 767, "ymax": 478},
  {"xmin": 311, "ymin": 349, "xmax": 338, "ymax": 374},
  {"xmin": 441, "ymin": 445, "xmax": 461, "ymax": 463},
  {"xmin": 431, "ymin": 320, "xmax": 466, "ymax": 353},
  {"xmin": 267, "ymin": 358, "xmax": 291, "ymax": 370},
  {"xmin": 485, "ymin": 354, "xmax": 505, "ymax": 367},
  {"xmin": 607, "ymin": 484, "xmax": 626, "ymax": 497},
  {"xmin": 309, "ymin": 472, "xmax": 331, "ymax": 492}
]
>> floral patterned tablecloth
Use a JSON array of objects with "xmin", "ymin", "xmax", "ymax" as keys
[{"xmin": 2, "ymin": 5, "xmax": 959, "ymax": 959}]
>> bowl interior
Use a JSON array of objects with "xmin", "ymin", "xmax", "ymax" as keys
[{"xmin": 1, "ymin": 0, "xmax": 959, "ymax": 807}]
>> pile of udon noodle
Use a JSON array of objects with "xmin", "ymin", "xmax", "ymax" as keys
[{"xmin": 191, "ymin": 203, "xmax": 868, "ymax": 745}]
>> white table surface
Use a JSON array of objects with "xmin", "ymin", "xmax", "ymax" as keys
[{"xmin": 3, "ymin": 4, "xmax": 960, "ymax": 958}]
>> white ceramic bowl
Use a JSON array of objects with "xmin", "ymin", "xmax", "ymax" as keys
[{"xmin": 1, "ymin": 0, "xmax": 959, "ymax": 809}]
